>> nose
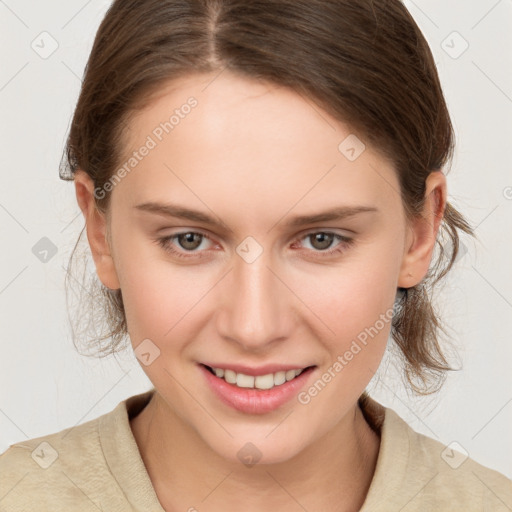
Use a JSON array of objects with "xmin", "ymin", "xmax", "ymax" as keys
[{"xmin": 216, "ymin": 244, "xmax": 293, "ymax": 351}]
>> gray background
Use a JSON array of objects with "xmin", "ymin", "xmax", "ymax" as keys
[{"xmin": 1, "ymin": 0, "xmax": 511, "ymax": 479}]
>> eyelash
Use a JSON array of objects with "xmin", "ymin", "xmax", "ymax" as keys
[{"xmin": 155, "ymin": 230, "xmax": 355, "ymax": 260}]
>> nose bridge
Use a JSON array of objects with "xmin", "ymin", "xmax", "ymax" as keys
[{"xmin": 220, "ymin": 242, "xmax": 287, "ymax": 348}]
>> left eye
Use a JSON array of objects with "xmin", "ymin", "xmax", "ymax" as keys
[
  {"xmin": 300, "ymin": 232, "xmax": 343, "ymax": 251},
  {"xmin": 292, "ymin": 231, "xmax": 355, "ymax": 257}
]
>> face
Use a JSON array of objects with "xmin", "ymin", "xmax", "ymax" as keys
[{"xmin": 76, "ymin": 70, "xmax": 442, "ymax": 465}]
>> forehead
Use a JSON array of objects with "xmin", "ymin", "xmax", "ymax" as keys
[{"xmin": 114, "ymin": 71, "xmax": 400, "ymax": 221}]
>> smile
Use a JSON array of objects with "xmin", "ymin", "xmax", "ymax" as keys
[
  {"xmin": 203, "ymin": 364, "xmax": 311, "ymax": 390},
  {"xmin": 199, "ymin": 363, "xmax": 317, "ymax": 414}
]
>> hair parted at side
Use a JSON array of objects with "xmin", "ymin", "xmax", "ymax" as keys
[{"xmin": 60, "ymin": 0, "xmax": 474, "ymax": 395}]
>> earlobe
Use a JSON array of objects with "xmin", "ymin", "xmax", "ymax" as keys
[
  {"xmin": 397, "ymin": 171, "xmax": 447, "ymax": 289},
  {"xmin": 74, "ymin": 170, "xmax": 121, "ymax": 290}
]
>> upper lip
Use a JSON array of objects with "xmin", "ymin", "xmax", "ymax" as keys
[{"xmin": 201, "ymin": 362, "xmax": 314, "ymax": 377}]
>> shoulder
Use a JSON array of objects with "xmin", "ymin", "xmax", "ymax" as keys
[
  {"xmin": 402, "ymin": 413, "xmax": 512, "ymax": 509},
  {"xmin": 0, "ymin": 406, "xmax": 126, "ymax": 511},
  {"xmin": 360, "ymin": 397, "xmax": 512, "ymax": 511}
]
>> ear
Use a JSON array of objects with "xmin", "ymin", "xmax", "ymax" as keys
[
  {"xmin": 397, "ymin": 170, "xmax": 447, "ymax": 289},
  {"xmin": 74, "ymin": 170, "xmax": 121, "ymax": 290}
]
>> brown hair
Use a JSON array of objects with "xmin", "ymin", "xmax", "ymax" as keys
[{"xmin": 60, "ymin": 0, "xmax": 474, "ymax": 395}]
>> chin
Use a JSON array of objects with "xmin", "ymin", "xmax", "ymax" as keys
[{"xmin": 206, "ymin": 432, "xmax": 307, "ymax": 468}]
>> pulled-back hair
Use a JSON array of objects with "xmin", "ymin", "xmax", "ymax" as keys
[{"xmin": 60, "ymin": 0, "xmax": 474, "ymax": 395}]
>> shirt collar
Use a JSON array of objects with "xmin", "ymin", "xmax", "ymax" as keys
[
  {"xmin": 99, "ymin": 388, "xmax": 165, "ymax": 511},
  {"xmin": 99, "ymin": 388, "xmax": 407, "ymax": 511}
]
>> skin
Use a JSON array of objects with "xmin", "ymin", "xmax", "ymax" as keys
[{"xmin": 74, "ymin": 70, "xmax": 446, "ymax": 511}]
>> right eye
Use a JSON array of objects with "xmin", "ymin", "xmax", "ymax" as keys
[{"xmin": 156, "ymin": 231, "xmax": 216, "ymax": 259}]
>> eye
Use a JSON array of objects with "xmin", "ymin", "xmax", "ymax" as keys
[
  {"xmin": 156, "ymin": 231, "xmax": 215, "ymax": 259},
  {"xmin": 293, "ymin": 231, "xmax": 354, "ymax": 257},
  {"xmin": 156, "ymin": 230, "xmax": 354, "ymax": 260}
]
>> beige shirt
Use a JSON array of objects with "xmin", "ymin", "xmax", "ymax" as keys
[{"xmin": 1, "ymin": 389, "xmax": 511, "ymax": 511}]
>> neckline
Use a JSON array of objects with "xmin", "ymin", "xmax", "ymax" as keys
[
  {"xmin": 99, "ymin": 389, "xmax": 406, "ymax": 511},
  {"xmin": 99, "ymin": 389, "xmax": 166, "ymax": 511}
]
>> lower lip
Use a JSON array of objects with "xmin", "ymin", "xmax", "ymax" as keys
[{"xmin": 199, "ymin": 364, "xmax": 316, "ymax": 414}]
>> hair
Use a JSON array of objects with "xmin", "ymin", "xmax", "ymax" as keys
[{"xmin": 60, "ymin": 0, "xmax": 474, "ymax": 395}]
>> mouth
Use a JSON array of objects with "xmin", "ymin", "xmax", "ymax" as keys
[
  {"xmin": 201, "ymin": 363, "xmax": 316, "ymax": 391},
  {"xmin": 199, "ymin": 362, "xmax": 317, "ymax": 414}
]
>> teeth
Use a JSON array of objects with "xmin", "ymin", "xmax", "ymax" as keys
[
  {"xmin": 209, "ymin": 366, "xmax": 307, "ymax": 390},
  {"xmin": 236, "ymin": 373, "xmax": 254, "ymax": 388},
  {"xmin": 286, "ymin": 369, "xmax": 296, "ymax": 381},
  {"xmin": 224, "ymin": 369, "xmax": 237, "ymax": 384},
  {"xmin": 274, "ymin": 371, "xmax": 286, "ymax": 386},
  {"xmin": 255, "ymin": 373, "xmax": 274, "ymax": 390}
]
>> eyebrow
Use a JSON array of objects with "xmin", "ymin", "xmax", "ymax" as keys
[{"xmin": 134, "ymin": 202, "xmax": 378, "ymax": 228}]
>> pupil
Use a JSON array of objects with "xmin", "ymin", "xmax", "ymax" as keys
[
  {"xmin": 312, "ymin": 233, "xmax": 333, "ymax": 250},
  {"xmin": 179, "ymin": 233, "xmax": 202, "ymax": 250}
]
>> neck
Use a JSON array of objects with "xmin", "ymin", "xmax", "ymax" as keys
[{"xmin": 130, "ymin": 392, "xmax": 380, "ymax": 512}]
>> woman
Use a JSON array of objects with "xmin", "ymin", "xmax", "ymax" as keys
[{"xmin": 1, "ymin": 1, "xmax": 511, "ymax": 510}]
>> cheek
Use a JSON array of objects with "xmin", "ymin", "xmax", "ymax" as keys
[
  {"xmin": 290, "ymin": 245, "xmax": 400, "ymax": 391},
  {"xmin": 115, "ymin": 240, "xmax": 212, "ymax": 344},
  {"xmin": 297, "ymin": 254, "xmax": 399, "ymax": 341},
  {"xmin": 291, "ymin": 261, "xmax": 396, "ymax": 419},
  {"xmin": 115, "ymin": 221, "xmax": 401, "ymax": 358},
  {"xmin": 284, "ymin": 264, "xmax": 396, "ymax": 447}
]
